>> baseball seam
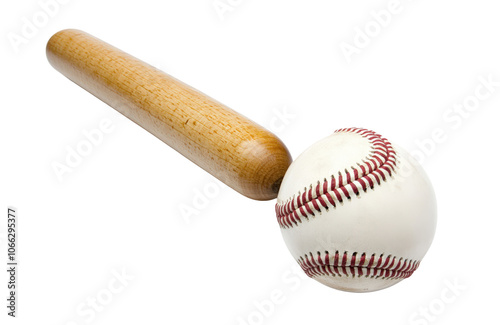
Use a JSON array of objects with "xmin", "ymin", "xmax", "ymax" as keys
[
  {"xmin": 298, "ymin": 250, "xmax": 420, "ymax": 280},
  {"xmin": 275, "ymin": 127, "xmax": 398, "ymax": 229}
]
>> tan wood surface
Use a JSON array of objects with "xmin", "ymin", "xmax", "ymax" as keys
[{"xmin": 46, "ymin": 29, "xmax": 292, "ymax": 200}]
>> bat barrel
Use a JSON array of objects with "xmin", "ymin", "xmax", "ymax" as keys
[{"xmin": 47, "ymin": 29, "xmax": 292, "ymax": 200}]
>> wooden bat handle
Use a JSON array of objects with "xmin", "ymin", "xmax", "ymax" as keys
[{"xmin": 47, "ymin": 29, "xmax": 292, "ymax": 200}]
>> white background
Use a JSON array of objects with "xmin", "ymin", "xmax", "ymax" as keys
[{"xmin": 1, "ymin": 0, "xmax": 499, "ymax": 324}]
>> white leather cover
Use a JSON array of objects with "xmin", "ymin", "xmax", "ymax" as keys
[{"xmin": 276, "ymin": 128, "xmax": 437, "ymax": 292}]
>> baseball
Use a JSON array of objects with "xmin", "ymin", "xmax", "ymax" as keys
[{"xmin": 276, "ymin": 128, "xmax": 437, "ymax": 292}]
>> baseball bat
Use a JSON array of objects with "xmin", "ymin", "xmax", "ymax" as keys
[{"xmin": 46, "ymin": 29, "xmax": 292, "ymax": 200}]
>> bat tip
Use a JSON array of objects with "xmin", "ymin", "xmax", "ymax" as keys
[{"xmin": 234, "ymin": 135, "xmax": 292, "ymax": 201}]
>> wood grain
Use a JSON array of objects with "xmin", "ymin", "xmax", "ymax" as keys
[{"xmin": 46, "ymin": 29, "xmax": 292, "ymax": 200}]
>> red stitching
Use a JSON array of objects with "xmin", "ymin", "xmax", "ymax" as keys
[
  {"xmin": 276, "ymin": 128, "xmax": 397, "ymax": 229},
  {"xmin": 298, "ymin": 251, "xmax": 420, "ymax": 280}
]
